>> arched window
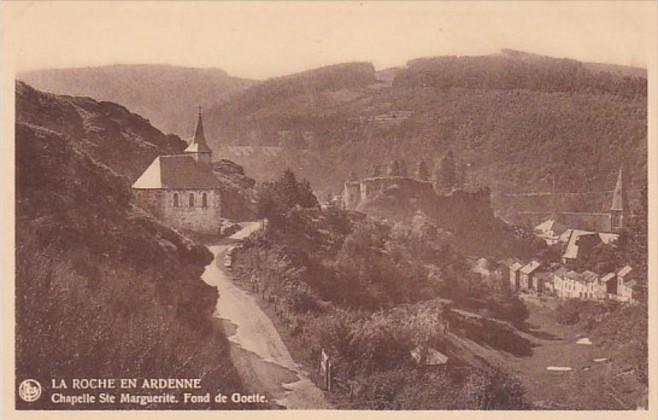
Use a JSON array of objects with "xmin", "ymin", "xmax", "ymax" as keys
[
  {"xmin": 202, "ymin": 192, "xmax": 208, "ymax": 208},
  {"xmin": 173, "ymin": 193, "xmax": 179, "ymax": 207},
  {"xmin": 189, "ymin": 193, "xmax": 195, "ymax": 207}
]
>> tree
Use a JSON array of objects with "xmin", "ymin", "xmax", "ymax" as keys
[
  {"xmin": 434, "ymin": 151, "xmax": 456, "ymax": 193},
  {"xmin": 416, "ymin": 159, "xmax": 430, "ymax": 181},
  {"xmin": 399, "ymin": 159, "xmax": 408, "ymax": 177},
  {"xmin": 370, "ymin": 163, "xmax": 382, "ymax": 177},
  {"xmin": 256, "ymin": 169, "xmax": 319, "ymax": 224},
  {"xmin": 455, "ymin": 159, "xmax": 467, "ymax": 188},
  {"xmin": 388, "ymin": 159, "xmax": 402, "ymax": 176}
]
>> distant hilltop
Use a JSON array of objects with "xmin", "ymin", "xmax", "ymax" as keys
[
  {"xmin": 18, "ymin": 64, "xmax": 256, "ymax": 137},
  {"xmin": 18, "ymin": 50, "xmax": 648, "ymax": 208}
]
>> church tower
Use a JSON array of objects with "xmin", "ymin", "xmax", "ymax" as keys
[
  {"xmin": 184, "ymin": 107, "xmax": 212, "ymax": 165},
  {"xmin": 610, "ymin": 167, "xmax": 627, "ymax": 233}
]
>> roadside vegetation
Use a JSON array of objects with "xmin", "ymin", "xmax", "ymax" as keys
[{"xmin": 231, "ymin": 169, "xmax": 531, "ymax": 409}]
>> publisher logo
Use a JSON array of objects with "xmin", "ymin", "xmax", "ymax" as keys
[{"xmin": 18, "ymin": 379, "xmax": 41, "ymax": 402}]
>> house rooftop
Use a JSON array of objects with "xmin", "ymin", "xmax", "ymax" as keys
[
  {"xmin": 521, "ymin": 260, "xmax": 541, "ymax": 275},
  {"xmin": 580, "ymin": 270, "xmax": 599, "ymax": 283},
  {"xmin": 552, "ymin": 267, "xmax": 569, "ymax": 277},
  {"xmin": 510, "ymin": 262, "xmax": 523, "ymax": 271},
  {"xmin": 535, "ymin": 218, "xmax": 568, "ymax": 236},
  {"xmin": 601, "ymin": 272, "xmax": 616, "ymax": 282},
  {"xmin": 565, "ymin": 270, "xmax": 581, "ymax": 281},
  {"xmin": 563, "ymin": 229, "xmax": 599, "ymax": 260},
  {"xmin": 499, "ymin": 258, "xmax": 519, "ymax": 267},
  {"xmin": 618, "ymin": 265, "xmax": 633, "ymax": 277}
]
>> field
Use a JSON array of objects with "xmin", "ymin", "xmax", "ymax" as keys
[{"xmin": 498, "ymin": 296, "xmax": 644, "ymax": 409}]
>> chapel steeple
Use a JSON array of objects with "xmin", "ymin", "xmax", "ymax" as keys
[
  {"xmin": 184, "ymin": 106, "xmax": 212, "ymax": 165},
  {"xmin": 610, "ymin": 167, "xmax": 627, "ymax": 233}
]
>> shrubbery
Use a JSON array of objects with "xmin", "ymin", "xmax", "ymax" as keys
[{"xmin": 231, "ymin": 185, "xmax": 531, "ymax": 409}]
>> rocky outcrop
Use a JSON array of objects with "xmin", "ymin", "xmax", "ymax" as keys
[
  {"xmin": 16, "ymin": 81, "xmax": 186, "ymax": 181},
  {"xmin": 212, "ymin": 159, "xmax": 258, "ymax": 220},
  {"xmin": 15, "ymin": 94, "xmax": 247, "ymax": 409}
]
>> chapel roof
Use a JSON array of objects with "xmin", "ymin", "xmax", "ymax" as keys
[{"xmin": 132, "ymin": 154, "xmax": 221, "ymax": 190}]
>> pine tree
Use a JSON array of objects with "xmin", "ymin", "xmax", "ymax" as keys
[
  {"xmin": 434, "ymin": 152, "xmax": 456, "ymax": 193},
  {"xmin": 388, "ymin": 159, "xmax": 402, "ymax": 176},
  {"xmin": 416, "ymin": 159, "xmax": 430, "ymax": 181},
  {"xmin": 399, "ymin": 159, "xmax": 408, "ymax": 177},
  {"xmin": 370, "ymin": 163, "xmax": 382, "ymax": 177}
]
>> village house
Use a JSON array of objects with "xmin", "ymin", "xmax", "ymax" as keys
[
  {"xmin": 616, "ymin": 266, "xmax": 635, "ymax": 303},
  {"xmin": 561, "ymin": 230, "xmax": 600, "ymax": 266},
  {"xmin": 504, "ymin": 254, "xmax": 637, "ymax": 304},
  {"xmin": 520, "ymin": 260, "xmax": 542, "ymax": 291},
  {"xmin": 132, "ymin": 110, "xmax": 224, "ymax": 234},
  {"xmin": 554, "ymin": 270, "xmax": 588, "ymax": 299},
  {"xmin": 504, "ymin": 260, "xmax": 523, "ymax": 291},
  {"xmin": 601, "ymin": 272, "xmax": 618, "ymax": 296},
  {"xmin": 580, "ymin": 270, "xmax": 603, "ymax": 300},
  {"xmin": 534, "ymin": 272, "xmax": 553, "ymax": 294},
  {"xmin": 471, "ymin": 257, "xmax": 502, "ymax": 286},
  {"xmin": 549, "ymin": 267, "xmax": 568, "ymax": 295},
  {"xmin": 534, "ymin": 218, "xmax": 568, "ymax": 245}
]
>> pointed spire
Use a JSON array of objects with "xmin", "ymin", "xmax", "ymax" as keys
[
  {"xmin": 611, "ymin": 167, "xmax": 625, "ymax": 211},
  {"xmin": 185, "ymin": 106, "xmax": 211, "ymax": 154}
]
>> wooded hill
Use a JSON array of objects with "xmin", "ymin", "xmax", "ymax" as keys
[{"xmin": 202, "ymin": 50, "xmax": 646, "ymax": 203}]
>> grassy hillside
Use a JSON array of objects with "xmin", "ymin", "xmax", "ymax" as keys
[
  {"xmin": 202, "ymin": 51, "xmax": 646, "ymax": 206},
  {"xmin": 15, "ymin": 122, "xmax": 248, "ymax": 409},
  {"xmin": 18, "ymin": 64, "xmax": 255, "ymax": 136}
]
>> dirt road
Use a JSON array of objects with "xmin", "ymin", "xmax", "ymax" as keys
[{"xmin": 202, "ymin": 222, "xmax": 332, "ymax": 409}]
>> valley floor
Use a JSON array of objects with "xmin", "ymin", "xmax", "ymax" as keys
[
  {"xmin": 457, "ymin": 295, "xmax": 644, "ymax": 410},
  {"xmin": 201, "ymin": 223, "xmax": 643, "ymax": 411},
  {"xmin": 202, "ymin": 223, "xmax": 332, "ymax": 409}
]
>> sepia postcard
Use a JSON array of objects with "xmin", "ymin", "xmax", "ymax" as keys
[{"xmin": 1, "ymin": 1, "xmax": 657, "ymax": 419}]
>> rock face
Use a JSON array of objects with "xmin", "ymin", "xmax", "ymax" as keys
[
  {"xmin": 212, "ymin": 159, "xmax": 258, "ymax": 220},
  {"xmin": 16, "ymin": 81, "xmax": 186, "ymax": 181},
  {"xmin": 15, "ymin": 119, "xmax": 247, "ymax": 408}
]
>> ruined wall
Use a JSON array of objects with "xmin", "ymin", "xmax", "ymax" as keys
[{"xmin": 343, "ymin": 176, "xmax": 434, "ymax": 210}]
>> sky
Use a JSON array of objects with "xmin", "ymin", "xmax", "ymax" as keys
[{"xmin": 3, "ymin": 1, "xmax": 655, "ymax": 79}]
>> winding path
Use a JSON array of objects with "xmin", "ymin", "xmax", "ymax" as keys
[{"xmin": 202, "ymin": 222, "xmax": 332, "ymax": 409}]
